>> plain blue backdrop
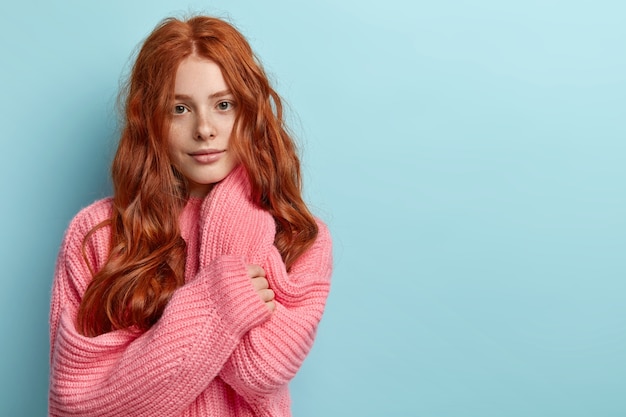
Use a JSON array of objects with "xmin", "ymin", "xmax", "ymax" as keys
[{"xmin": 1, "ymin": 1, "xmax": 625, "ymax": 415}]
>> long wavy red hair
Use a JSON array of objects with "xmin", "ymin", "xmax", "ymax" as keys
[{"xmin": 77, "ymin": 16, "xmax": 318, "ymax": 337}]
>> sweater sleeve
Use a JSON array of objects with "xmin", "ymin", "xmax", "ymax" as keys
[
  {"xmin": 218, "ymin": 220, "xmax": 333, "ymax": 403},
  {"xmin": 48, "ymin": 209, "xmax": 271, "ymax": 417}
]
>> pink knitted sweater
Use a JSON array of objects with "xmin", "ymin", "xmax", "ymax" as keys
[{"xmin": 49, "ymin": 166, "xmax": 332, "ymax": 417}]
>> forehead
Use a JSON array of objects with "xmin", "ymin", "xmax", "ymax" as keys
[{"xmin": 174, "ymin": 55, "xmax": 227, "ymax": 93}]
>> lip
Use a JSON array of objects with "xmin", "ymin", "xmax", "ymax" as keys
[{"xmin": 190, "ymin": 149, "xmax": 225, "ymax": 163}]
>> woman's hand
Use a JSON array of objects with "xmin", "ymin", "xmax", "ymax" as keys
[{"xmin": 247, "ymin": 264, "xmax": 275, "ymax": 312}]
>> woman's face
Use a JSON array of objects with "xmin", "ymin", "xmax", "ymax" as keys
[{"xmin": 168, "ymin": 55, "xmax": 238, "ymax": 197}]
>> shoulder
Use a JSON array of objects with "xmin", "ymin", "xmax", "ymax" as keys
[
  {"xmin": 53, "ymin": 198, "xmax": 114, "ymax": 299},
  {"xmin": 64, "ymin": 198, "xmax": 113, "ymax": 241},
  {"xmin": 313, "ymin": 218, "xmax": 332, "ymax": 251},
  {"xmin": 289, "ymin": 218, "xmax": 333, "ymax": 278},
  {"xmin": 61, "ymin": 198, "xmax": 114, "ymax": 270},
  {"xmin": 70, "ymin": 198, "xmax": 113, "ymax": 228}
]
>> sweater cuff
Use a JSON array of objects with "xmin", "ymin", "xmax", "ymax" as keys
[{"xmin": 197, "ymin": 255, "xmax": 271, "ymax": 339}]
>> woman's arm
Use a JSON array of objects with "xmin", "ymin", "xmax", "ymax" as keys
[
  {"xmin": 218, "ymin": 221, "xmax": 333, "ymax": 403},
  {"xmin": 49, "ymin": 208, "xmax": 271, "ymax": 417},
  {"xmin": 195, "ymin": 165, "xmax": 333, "ymax": 404}
]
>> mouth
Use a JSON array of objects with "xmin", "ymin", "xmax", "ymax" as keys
[
  {"xmin": 190, "ymin": 149, "xmax": 225, "ymax": 156},
  {"xmin": 189, "ymin": 149, "xmax": 225, "ymax": 164}
]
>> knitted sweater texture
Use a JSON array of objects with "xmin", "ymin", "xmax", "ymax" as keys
[{"xmin": 49, "ymin": 166, "xmax": 332, "ymax": 417}]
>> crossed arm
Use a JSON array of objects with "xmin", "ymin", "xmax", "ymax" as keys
[
  {"xmin": 49, "ymin": 197, "xmax": 331, "ymax": 416},
  {"xmin": 219, "ymin": 221, "xmax": 333, "ymax": 406}
]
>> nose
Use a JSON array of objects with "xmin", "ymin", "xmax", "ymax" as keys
[{"xmin": 194, "ymin": 110, "xmax": 216, "ymax": 141}]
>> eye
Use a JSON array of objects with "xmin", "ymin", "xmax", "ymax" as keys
[
  {"xmin": 217, "ymin": 101, "xmax": 234, "ymax": 111},
  {"xmin": 173, "ymin": 105, "xmax": 188, "ymax": 114}
]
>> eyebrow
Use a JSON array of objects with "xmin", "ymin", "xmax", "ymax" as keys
[{"xmin": 174, "ymin": 90, "xmax": 233, "ymax": 101}]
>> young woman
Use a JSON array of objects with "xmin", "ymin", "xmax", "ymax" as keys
[{"xmin": 49, "ymin": 16, "xmax": 332, "ymax": 417}]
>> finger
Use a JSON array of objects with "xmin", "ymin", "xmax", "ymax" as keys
[
  {"xmin": 251, "ymin": 277, "xmax": 269, "ymax": 291},
  {"xmin": 246, "ymin": 264, "xmax": 265, "ymax": 279},
  {"xmin": 265, "ymin": 300, "xmax": 276, "ymax": 313},
  {"xmin": 256, "ymin": 288, "xmax": 274, "ymax": 302},
  {"xmin": 258, "ymin": 288, "xmax": 275, "ymax": 302}
]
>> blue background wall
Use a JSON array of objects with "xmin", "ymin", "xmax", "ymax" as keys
[{"xmin": 1, "ymin": 1, "xmax": 624, "ymax": 415}]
